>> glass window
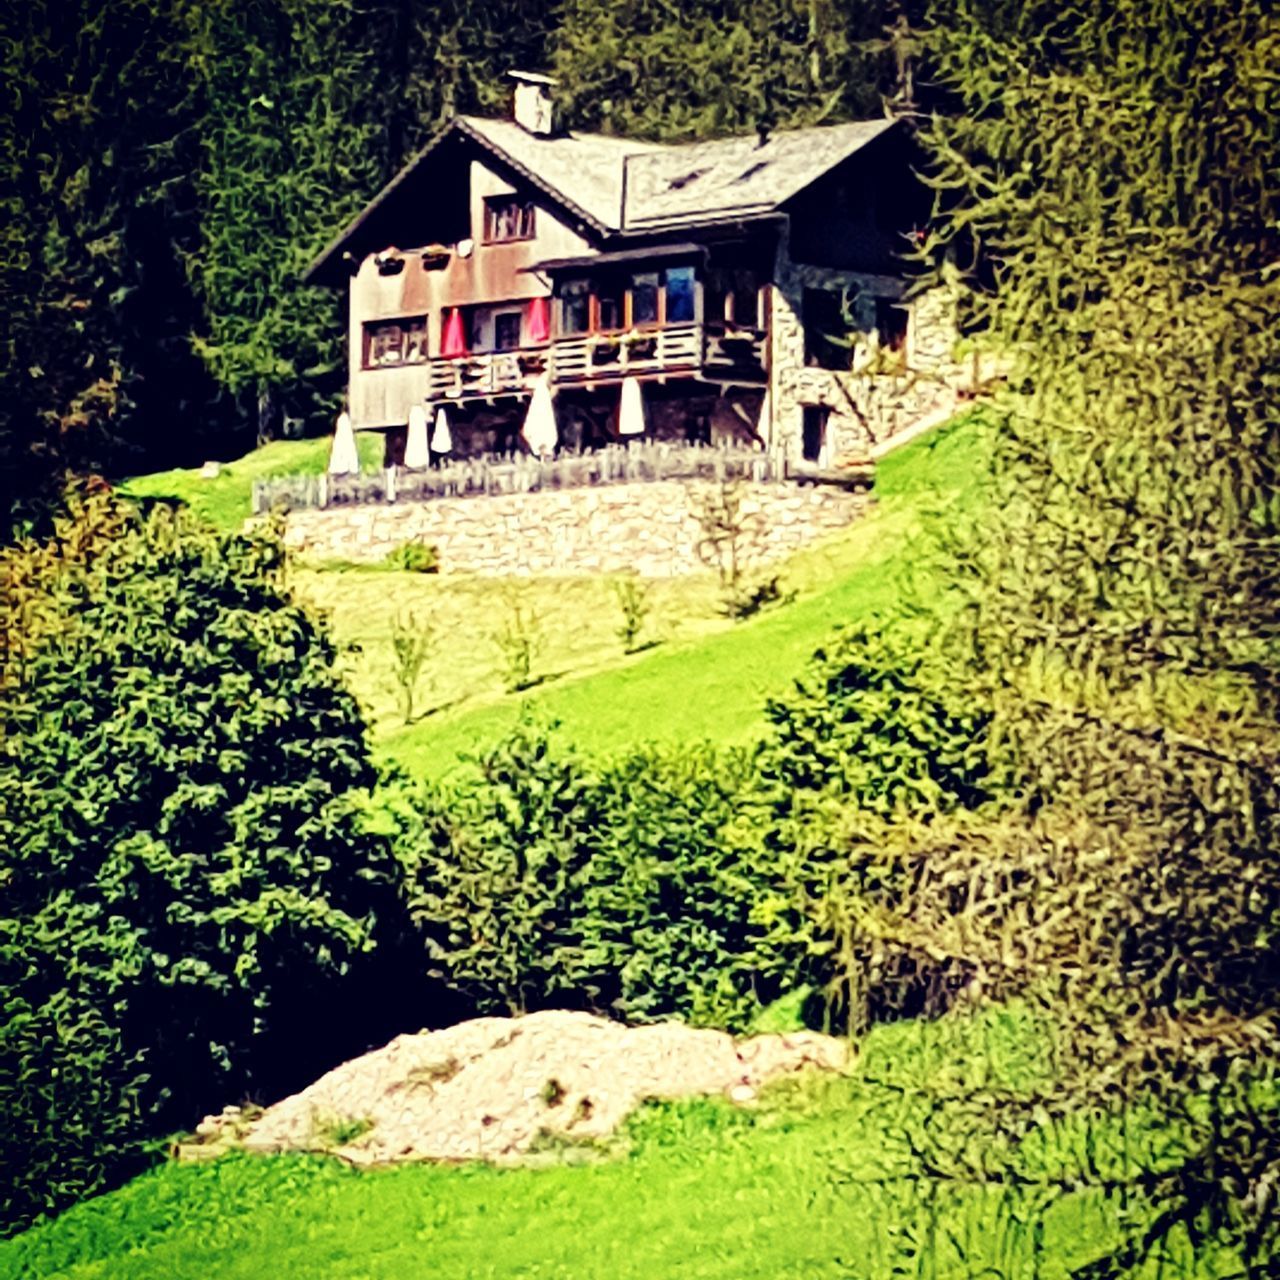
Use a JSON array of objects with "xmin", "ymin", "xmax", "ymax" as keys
[
  {"xmin": 664, "ymin": 266, "xmax": 696, "ymax": 323},
  {"xmin": 875, "ymin": 298, "xmax": 909, "ymax": 353},
  {"xmin": 483, "ymin": 197, "xmax": 536, "ymax": 242},
  {"xmin": 804, "ymin": 289, "xmax": 858, "ymax": 371},
  {"xmin": 630, "ymin": 272, "xmax": 660, "ymax": 326},
  {"xmin": 493, "ymin": 311, "xmax": 523, "ymax": 351},
  {"xmin": 363, "ymin": 316, "xmax": 427, "ymax": 368},
  {"xmin": 560, "ymin": 280, "xmax": 590, "ymax": 336},
  {"xmin": 595, "ymin": 278, "xmax": 624, "ymax": 332}
]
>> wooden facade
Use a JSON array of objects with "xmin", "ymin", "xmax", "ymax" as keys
[{"xmin": 309, "ymin": 89, "xmax": 968, "ymax": 467}]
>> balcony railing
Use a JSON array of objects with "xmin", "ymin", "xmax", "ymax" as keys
[
  {"xmin": 426, "ymin": 345, "xmax": 549, "ymax": 401},
  {"xmin": 391, "ymin": 322, "xmax": 767, "ymax": 407}
]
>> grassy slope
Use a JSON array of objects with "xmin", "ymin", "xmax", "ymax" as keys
[
  {"xmin": 119, "ymin": 435, "xmax": 383, "ymax": 533},
  {"xmin": 117, "ymin": 417, "xmax": 983, "ymax": 782},
  {"xmin": 1, "ymin": 1007, "xmax": 1165, "ymax": 1280},
  {"xmin": 346, "ymin": 417, "xmax": 985, "ymax": 781}
]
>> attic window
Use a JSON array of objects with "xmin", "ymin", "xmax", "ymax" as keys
[
  {"xmin": 733, "ymin": 161, "xmax": 771, "ymax": 184},
  {"xmin": 484, "ymin": 197, "xmax": 536, "ymax": 243}
]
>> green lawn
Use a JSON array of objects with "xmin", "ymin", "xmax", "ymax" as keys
[
  {"xmin": 3, "ymin": 1005, "xmax": 1214, "ymax": 1280},
  {"xmin": 117, "ymin": 416, "xmax": 986, "ymax": 781},
  {"xmin": 119, "ymin": 435, "xmax": 383, "ymax": 533},
  {"xmin": 299, "ymin": 415, "xmax": 990, "ymax": 780}
]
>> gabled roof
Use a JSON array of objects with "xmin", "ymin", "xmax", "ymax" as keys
[
  {"xmin": 619, "ymin": 119, "xmax": 897, "ymax": 231},
  {"xmin": 305, "ymin": 114, "xmax": 901, "ymax": 284}
]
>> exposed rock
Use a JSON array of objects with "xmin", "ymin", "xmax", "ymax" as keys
[{"xmin": 185, "ymin": 1010, "xmax": 850, "ymax": 1167}]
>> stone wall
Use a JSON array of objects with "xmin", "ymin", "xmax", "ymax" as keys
[
  {"xmin": 280, "ymin": 480, "xmax": 870, "ymax": 577},
  {"xmin": 768, "ymin": 230, "xmax": 972, "ymax": 466}
]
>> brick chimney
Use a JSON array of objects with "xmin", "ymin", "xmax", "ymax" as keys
[{"xmin": 509, "ymin": 70, "xmax": 557, "ymax": 136}]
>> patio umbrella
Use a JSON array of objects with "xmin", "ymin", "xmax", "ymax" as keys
[
  {"xmin": 404, "ymin": 404, "xmax": 430, "ymax": 468},
  {"xmin": 619, "ymin": 375, "xmax": 647, "ymax": 437},
  {"xmin": 430, "ymin": 406, "xmax": 453, "ymax": 455},
  {"xmin": 441, "ymin": 308, "xmax": 468, "ymax": 358},
  {"xmin": 328, "ymin": 411, "xmax": 360, "ymax": 475},
  {"xmin": 520, "ymin": 373, "xmax": 558, "ymax": 457},
  {"xmin": 527, "ymin": 295, "xmax": 550, "ymax": 344}
]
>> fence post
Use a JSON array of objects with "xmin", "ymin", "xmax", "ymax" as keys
[
  {"xmin": 385, "ymin": 465, "xmax": 397, "ymax": 503},
  {"xmin": 318, "ymin": 474, "xmax": 329, "ymax": 508}
]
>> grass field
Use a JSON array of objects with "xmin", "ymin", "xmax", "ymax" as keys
[
  {"xmin": 119, "ymin": 435, "xmax": 383, "ymax": 533},
  {"xmin": 298, "ymin": 415, "xmax": 988, "ymax": 779},
  {"xmin": 4, "ymin": 1005, "xmax": 1212, "ymax": 1280},
  {"xmin": 118, "ymin": 413, "xmax": 985, "ymax": 782}
]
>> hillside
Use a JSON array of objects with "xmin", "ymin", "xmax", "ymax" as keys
[{"xmin": 122, "ymin": 414, "xmax": 985, "ymax": 781}]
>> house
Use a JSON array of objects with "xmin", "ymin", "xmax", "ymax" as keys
[{"xmin": 305, "ymin": 72, "xmax": 969, "ymax": 469}]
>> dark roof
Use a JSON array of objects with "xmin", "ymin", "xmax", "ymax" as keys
[
  {"xmin": 305, "ymin": 114, "xmax": 901, "ymax": 284},
  {"xmin": 529, "ymin": 242, "xmax": 707, "ymax": 273}
]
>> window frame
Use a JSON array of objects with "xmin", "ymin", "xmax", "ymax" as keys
[
  {"xmin": 492, "ymin": 310, "xmax": 524, "ymax": 352},
  {"xmin": 362, "ymin": 315, "xmax": 429, "ymax": 370},
  {"xmin": 482, "ymin": 196, "xmax": 537, "ymax": 244}
]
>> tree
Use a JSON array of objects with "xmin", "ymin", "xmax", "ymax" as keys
[
  {"xmin": 0, "ymin": 489, "xmax": 407, "ymax": 1232},
  {"xmin": 550, "ymin": 0, "xmax": 894, "ymax": 141}
]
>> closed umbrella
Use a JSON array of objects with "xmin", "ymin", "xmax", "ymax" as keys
[
  {"xmin": 328, "ymin": 411, "xmax": 360, "ymax": 475},
  {"xmin": 404, "ymin": 404, "xmax": 430, "ymax": 468},
  {"xmin": 430, "ymin": 406, "xmax": 453, "ymax": 455},
  {"xmin": 441, "ymin": 308, "xmax": 468, "ymax": 358},
  {"xmin": 520, "ymin": 373, "xmax": 558, "ymax": 457},
  {"xmin": 527, "ymin": 295, "xmax": 550, "ymax": 344},
  {"xmin": 619, "ymin": 375, "xmax": 647, "ymax": 437}
]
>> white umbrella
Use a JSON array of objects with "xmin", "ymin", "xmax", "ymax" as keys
[
  {"xmin": 404, "ymin": 404, "xmax": 430, "ymax": 468},
  {"xmin": 328, "ymin": 411, "xmax": 360, "ymax": 475},
  {"xmin": 430, "ymin": 405, "xmax": 453, "ymax": 454},
  {"xmin": 520, "ymin": 373, "xmax": 558, "ymax": 457},
  {"xmin": 619, "ymin": 375, "xmax": 647, "ymax": 437}
]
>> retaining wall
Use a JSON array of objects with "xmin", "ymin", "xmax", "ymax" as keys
[{"xmin": 280, "ymin": 480, "xmax": 871, "ymax": 577}]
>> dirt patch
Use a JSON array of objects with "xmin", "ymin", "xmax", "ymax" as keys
[{"xmin": 183, "ymin": 1010, "xmax": 849, "ymax": 1166}]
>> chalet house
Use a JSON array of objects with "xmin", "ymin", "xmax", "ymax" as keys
[{"xmin": 305, "ymin": 73, "xmax": 968, "ymax": 469}]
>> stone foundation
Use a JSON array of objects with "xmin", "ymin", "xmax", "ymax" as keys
[{"xmin": 281, "ymin": 480, "xmax": 870, "ymax": 577}]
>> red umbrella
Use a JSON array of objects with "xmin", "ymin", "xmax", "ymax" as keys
[
  {"xmin": 527, "ymin": 295, "xmax": 550, "ymax": 344},
  {"xmin": 441, "ymin": 308, "xmax": 468, "ymax": 358}
]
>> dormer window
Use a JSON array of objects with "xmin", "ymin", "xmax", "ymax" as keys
[{"xmin": 483, "ymin": 197, "xmax": 536, "ymax": 243}]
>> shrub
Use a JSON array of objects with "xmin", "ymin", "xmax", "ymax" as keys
[
  {"xmin": 0, "ymin": 493, "xmax": 404, "ymax": 1233},
  {"xmin": 611, "ymin": 574, "xmax": 652, "ymax": 653},
  {"xmin": 398, "ymin": 720, "xmax": 600, "ymax": 1015},
  {"xmin": 396, "ymin": 725, "xmax": 779, "ymax": 1031},
  {"xmin": 491, "ymin": 589, "xmax": 543, "ymax": 692},
  {"xmin": 383, "ymin": 540, "xmax": 438, "ymax": 573},
  {"xmin": 387, "ymin": 607, "xmax": 436, "ymax": 724}
]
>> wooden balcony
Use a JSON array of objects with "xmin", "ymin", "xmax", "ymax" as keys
[
  {"xmin": 416, "ymin": 323, "xmax": 767, "ymax": 404},
  {"xmin": 426, "ymin": 346, "xmax": 549, "ymax": 402},
  {"xmin": 550, "ymin": 322, "xmax": 766, "ymax": 386}
]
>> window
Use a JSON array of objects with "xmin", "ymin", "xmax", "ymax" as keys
[
  {"xmin": 875, "ymin": 298, "xmax": 909, "ymax": 354},
  {"xmin": 560, "ymin": 280, "xmax": 591, "ymax": 336},
  {"xmin": 483, "ymin": 196, "xmax": 536, "ymax": 242},
  {"xmin": 630, "ymin": 272, "xmax": 661, "ymax": 326},
  {"xmin": 802, "ymin": 405, "xmax": 829, "ymax": 463},
  {"xmin": 594, "ymin": 277, "xmax": 625, "ymax": 332},
  {"xmin": 804, "ymin": 289, "xmax": 857, "ymax": 371},
  {"xmin": 664, "ymin": 266, "xmax": 696, "ymax": 323},
  {"xmin": 363, "ymin": 316, "xmax": 428, "ymax": 369},
  {"xmin": 493, "ymin": 311, "xmax": 523, "ymax": 351},
  {"xmin": 706, "ymin": 268, "xmax": 760, "ymax": 327}
]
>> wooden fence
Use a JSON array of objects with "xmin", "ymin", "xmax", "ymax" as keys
[{"xmin": 251, "ymin": 442, "xmax": 800, "ymax": 516}]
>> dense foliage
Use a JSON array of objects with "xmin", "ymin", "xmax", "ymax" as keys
[{"xmin": 0, "ymin": 490, "xmax": 406, "ymax": 1232}]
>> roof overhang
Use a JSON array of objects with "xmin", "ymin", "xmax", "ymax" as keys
[{"xmin": 528, "ymin": 242, "xmax": 708, "ymax": 274}]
